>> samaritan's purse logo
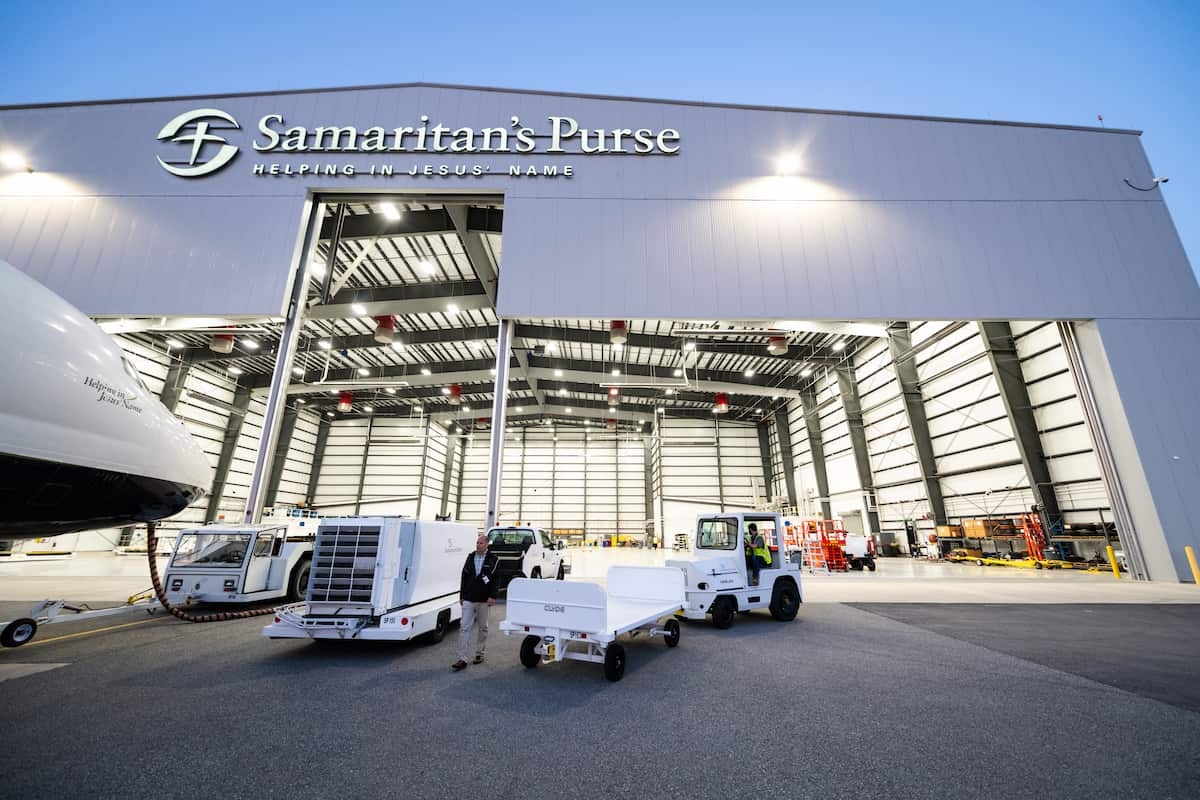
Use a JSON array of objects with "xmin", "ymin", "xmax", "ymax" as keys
[{"xmin": 156, "ymin": 108, "xmax": 240, "ymax": 177}]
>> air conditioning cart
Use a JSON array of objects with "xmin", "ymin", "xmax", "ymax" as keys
[{"xmin": 499, "ymin": 565, "xmax": 684, "ymax": 682}]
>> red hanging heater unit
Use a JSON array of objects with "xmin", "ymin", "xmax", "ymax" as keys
[
  {"xmin": 337, "ymin": 392, "xmax": 353, "ymax": 413},
  {"xmin": 447, "ymin": 384, "xmax": 463, "ymax": 405},
  {"xmin": 713, "ymin": 393, "xmax": 730, "ymax": 414},
  {"xmin": 373, "ymin": 315, "xmax": 396, "ymax": 344},
  {"xmin": 209, "ymin": 334, "xmax": 235, "ymax": 354},
  {"xmin": 609, "ymin": 320, "xmax": 628, "ymax": 346}
]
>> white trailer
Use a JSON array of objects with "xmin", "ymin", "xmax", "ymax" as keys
[
  {"xmin": 264, "ymin": 517, "xmax": 475, "ymax": 643},
  {"xmin": 163, "ymin": 524, "xmax": 314, "ymax": 606},
  {"xmin": 499, "ymin": 565, "xmax": 684, "ymax": 682}
]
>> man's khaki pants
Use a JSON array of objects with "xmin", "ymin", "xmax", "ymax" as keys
[{"xmin": 458, "ymin": 601, "xmax": 489, "ymax": 662}]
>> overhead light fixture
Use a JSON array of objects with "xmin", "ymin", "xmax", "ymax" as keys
[
  {"xmin": 421, "ymin": 368, "xmax": 432, "ymax": 376},
  {"xmin": 379, "ymin": 202, "xmax": 402, "ymax": 221},
  {"xmin": 800, "ymin": 367, "xmax": 813, "ymax": 378},
  {"xmin": 385, "ymin": 387, "xmax": 397, "ymax": 394},
  {"xmin": 441, "ymin": 387, "xmax": 451, "ymax": 395},
  {"xmin": 241, "ymin": 339, "xmax": 259, "ymax": 350},
  {"xmin": 490, "ymin": 368, "xmax": 497, "ymax": 376},
  {"xmin": 418, "ymin": 259, "xmax": 435, "ymax": 275},
  {"xmin": 515, "ymin": 406, "xmax": 524, "ymax": 413},
  {"xmin": 611, "ymin": 369, "xmax": 620, "ymax": 376},
  {"xmin": 565, "ymin": 408, "xmax": 573, "ymax": 413},
  {"xmin": 357, "ymin": 367, "xmax": 370, "ymax": 376},
  {"xmin": 673, "ymin": 369, "xmax": 683, "ymax": 377},
  {"xmin": 310, "ymin": 260, "xmax": 326, "ymax": 279},
  {"xmin": 165, "ymin": 338, "xmax": 184, "ymax": 349},
  {"xmin": 545, "ymin": 342, "xmax": 557, "ymax": 353},
  {"xmin": 326, "ymin": 411, "xmax": 335, "ymax": 418},
  {"xmin": 446, "ymin": 303, "xmax": 459, "ymax": 315},
  {"xmin": 683, "ymin": 341, "xmax": 696, "ymax": 352},
  {"xmin": 831, "ymin": 341, "xmax": 846, "ymax": 352},
  {"xmin": 228, "ymin": 366, "xmax": 243, "ymax": 376},
  {"xmin": 613, "ymin": 342, "xmax": 623, "ymax": 351},
  {"xmin": 558, "ymin": 388, "xmax": 567, "ymax": 397},
  {"xmin": 318, "ymin": 340, "xmax": 332, "ymax": 350},
  {"xmin": 413, "ymin": 404, "xmax": 423, "ymax": 413},
  {"xmin": 363, "ymin": 405, "xmax": 374, "ymax": 413},
  {"xmin": 390, "ymin": 340, "xmax": 405, "ymax": 351},
  {"xmin": 329, "ymin": 389, "xmax": 340, "ymax": 395},
  {"xmin": 296, "ymin": 398, "xmax": 306, "ymax": 405},
  {"xmin": 1, "ymin": 150, "xmax": 31, "ymax": 172},
  {"xmin": 351, "ymin": 302, "xmax": 367, "ymax": 316},
  {"xmin": 775, "ymin": 153, "xmax": 801, "ymax": 175},
  {"xmin": 554, "ymin": 369, "xmax": 563, "ymax": 377},
  {"xmin": 292, "ymin": 366, "xmax": 304, "ymax": 377},
  {"xmin": 665, "ymin": 388, "xmax": 676, "ymax": 396},
  {"xmin": 744, "ymin": 368, "xmax": 755, "ymax": 378},
  {"xmin": 462, "ymin": 405, "xmax": 472, "ymax": 413}
]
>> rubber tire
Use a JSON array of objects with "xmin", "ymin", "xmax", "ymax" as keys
[
  {"xmin": 556, "ymin": 563, "xmax": 565, "ymax": 580},
  {"xmin": 1, "ymin": 617, "xmax": 37, "ymax": 648},
  {"xmin": 664, "ymin": 618, "xmax": 681, "ymax": 647},
  {"xmin": 864, "ymin": 559, "xmax": 877, "ymax": 572},
  {"xmin": 520, "ymin": 635, "xmax": 541, "ymax": 668},
  {"xmin": 710, "ymin": 597, "xmax": 736, "ymax": 630},
  {"xmin": 769, "ymin": 580, "xmax": 801, "ymax": 622},
  {"xmin": 975, "ymin": 559, "xmax": 985, "ymax": 566},
  {"xmin": 423, "ymin": 610, "xmax": 451, "ymax": 645},
  {"xmin": 287, "ymin": 558, "xmax": 312, "ymax": 602},
  {"xmin": 531, "ymin": 567, "xmax": 542, "ymax": 579},
  {"xmin": 603, "ymin": 642, "xmax": 627, "ymax": 682}
]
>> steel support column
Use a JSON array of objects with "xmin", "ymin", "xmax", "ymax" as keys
[
  {"xmin": 414, "ymin": 416, "xmax": 432, "ymax": 519},
  {"xmin": 643, "ymin": 436, "xmax": 655, "ymax": 541},
  {"xmin": 439, "ymin": 424, "xmax": 456, "ymax": 518},
  {"xmin": 979, "ymin": 321, "xmax": 1063, "ymax": 534},
  {"xmin": 836, "ymin": 367, "xmax": 881, "ymax": 533},
  {"xmin": 305, "ymin": 417, "xmax": 331, "ymax": 507},
  {"xmin": 205, "ymin": 387, "xmax": 253, "ymax": 524},
  {"xmin": 353, "ymin": 416, "xmax": 374, "ymax": 516},
  {"xmin": 244, "ymin": 198, "xmax": 325, "ymax": 523},
  {"xmin": 713, "ymin": 418, "xmax": 726, "ymax": 511},
  {"xmin": 482, "ymin": 319, "xmax": 514, "ymax": 530},
  {"xmin": 263, "ymin": 405, "xmax": 300, "ymax": 509},
  {"xmin": 756, "ymin": 420, "xmax": 775, "ymax": 506},
  {"xmin": 159, "ymin": 358, "xmax": 191, "ymax": 414},
  {"xmin": 454, "ymin": 435, "xmax": 466, "ymax": 518},
  {"xmin": 793, "ymin": 399, "xmax": 830, "ymax": 518},
  {"xmin": 888, "ymin": 323, "xmax": 948, "ymax": 525}
]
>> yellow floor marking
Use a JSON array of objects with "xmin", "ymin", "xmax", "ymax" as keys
[{"xmin": 18, "ymin": 615, "xmax": 170, "ymax": 648}]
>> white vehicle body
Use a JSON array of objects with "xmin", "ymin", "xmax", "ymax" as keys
[
  {"xmin": 264, "ymin": 517, "xmax": 475, "ymax": 643},
  {"xmin": 485, "ymin": 525, "xmax": 569, "ymax": 586},
  {"xmin": 0, "ymin": 260, "xmax": 210, "ymax": 540},
  {"xmin": 163, "ymin": 525, "xmax": 314, "ymax": 605},
  {"xmin": 843, "ymin": 534, "xmax": 878, "ymax": 571},
  {"xmin": 499, "ymin": 565, "xmax": 684, "ymax": 682},
  {"xmin": 667, "ymin": 512, "xmax": 803, "ymax": 629}
]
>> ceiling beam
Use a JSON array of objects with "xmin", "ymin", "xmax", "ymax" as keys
[
  {"xmin": 306, "ymin": 279, "xmax": 491, "ymax": 320},
  {"xmin": 317, "ymin": 206, "xmax": 503, "ymax": 241},
  {"xmin": 525, "ymin": 356, "xmax": 804, "ymax": 398},
  {"xmin": 516, "ymin": 323, "xmax": 842, "ymax": 363}
]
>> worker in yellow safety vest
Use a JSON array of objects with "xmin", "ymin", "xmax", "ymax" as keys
[{"xmin": 745, "ymin": 523, "xmax": 772, "ymax": 586}]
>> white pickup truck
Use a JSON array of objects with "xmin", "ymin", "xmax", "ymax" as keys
[
  {"xmin": 668, "ymin": 512, "xmax": 803, "ymax": 629},
  {"xmin": 486, "ymin": 525, "xmax": 568, "ymax": 586}
]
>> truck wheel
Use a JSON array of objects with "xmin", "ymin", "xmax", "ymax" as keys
[
  {"xmin": 556, "ymin": 563, "xmax": 565, "ymax": 580},
  {"xmin": 423, "ymin": 610, "xmax": 451, "ymax": 645},
  {"xmin": 520, "ymin": 635, "xmax": 541, "ymax": 668},
  {"xmin": 531, "ymin": 567, "xmax": 542, "ymax": 579},
  {"xmin": 287, "ymin": 558, "xmax": 311, "ymax": 601},
  {"xmin": 603, "ymin": 642, "xmax": 626, "ymax": 682},
  {"xmin": 975, "ymin": 559, "xmax": 985, "ymax": 566},
  {"xmin": 1, "ymin": 618, "xmax": 37, "ymax": 648},
  {"xmin": 864, "ymin": 559, "xmax": 877, "ymax": 572},
  {"xmin": 664, "ymin": 618, "xmax": 681, "ymax": 647},
  {"xmin": 769, "ymin": 580, "xmax": 800, "ymax": 622},
  {"xmin": 710, "ymin": 597, "xmax": 735, "ymax": 630}
]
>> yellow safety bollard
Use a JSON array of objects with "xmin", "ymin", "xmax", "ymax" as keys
[
  {"xmin": 1106, "ymin": 546, "xmax": 1121, "ymax": 579},
  {"xmin": 1186, "ymin": 546, "xmax": 1200, "ymax": 585}
]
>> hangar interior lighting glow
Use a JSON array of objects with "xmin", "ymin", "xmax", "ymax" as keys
[
  {"xmin": 379, "ymin": 202, "xmax": 402, "ymax": 221},
  {"xmin": 0, "ymin": 150, "xmax": 31, "ymax": 172},
  {"xmin": 165, "ymin": 338, "xmax": 183, "ymax": 349},
  {"xmin": 775, "ymin": 153, "xmax": 801, "ymax": 175},
  {"xmin": 351, "ymin": 302, "xmax": 367, "ymax": 316},
  {"xmin": 241, "ymin": 339, "xmax": 259, "ymax": 350}
]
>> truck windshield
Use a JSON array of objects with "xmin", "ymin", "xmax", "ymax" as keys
[
  {"xmin": 696, "ymin": 519, "xmax": 738, "ymax": 550},
  {"xmin": 172, "ymin": 533, "xmax": 252, "ymax": 567}
]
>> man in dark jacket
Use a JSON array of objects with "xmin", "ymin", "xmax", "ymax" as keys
[{"xmin": 453, "ymin": 534, "xmax": 499, "ymax": 671}]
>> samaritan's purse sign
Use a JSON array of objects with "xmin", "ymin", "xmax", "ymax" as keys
[{"xmin": 156, "ymin": 108, "xmax": 680, "ymax": 179}]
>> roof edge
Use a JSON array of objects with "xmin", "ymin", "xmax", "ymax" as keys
[{"xmin": 0, "ymin": 80, "xmax": 1142, "ymax": 136}]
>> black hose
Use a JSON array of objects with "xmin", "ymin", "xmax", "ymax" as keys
[{"xmin": 145, "ymin": 521, "xmax": 277, "ymax": 622}]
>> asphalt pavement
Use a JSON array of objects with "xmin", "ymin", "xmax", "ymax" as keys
[{"xmin": 1, "ymin": 601, "xmax": 1198, "ymax": 799}]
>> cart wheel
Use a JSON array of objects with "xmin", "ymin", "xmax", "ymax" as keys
[
  {"xmin": 865, "ymin": 559, "xmax": 876, "ymax": 572},
  {"xmin": 603, "ymin": 642, "xmax": 626, "ymax": 682},
  {"xmin": 423, "ymin": 610, "xmax": 451, "ymax": 645},
  {"xmin": 1, "ymin": 618, "xmax": 37, "ymax": 648},
  {"xmin": 556, "ymin": 563, "xmax": 565, "ymax": 580},
  {"xmin": 975, "ymin": 559, "xmax": 984, "ymax": 566},
  {"xmin": 710, "ymin": 597, "xmax": 735, "ymax": 630},
  {"xmin": 769, "ymin": 580, "xmax": 800, "ymax": 622},
  {"xmin": 664, "ymin": 618, "xmax": 681, "ymax": 647},
  {"xmin": 520, "ymin": 635, "xmax": 541, "ymax": 668}
]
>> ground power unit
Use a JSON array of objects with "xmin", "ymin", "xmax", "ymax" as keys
[{"xmin": 264, "ymin": 517, "xmax": 475, "ymax": 643}]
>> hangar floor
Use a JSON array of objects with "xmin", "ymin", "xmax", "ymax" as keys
[{"xmin": 0, "ymin": 596, "xmax": 1197, "ymax": 799}]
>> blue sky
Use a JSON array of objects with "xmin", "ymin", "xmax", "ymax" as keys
[{"xmin": 1, "ymin": 0, "xmax": 1196, "ymax": 270}]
